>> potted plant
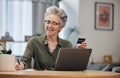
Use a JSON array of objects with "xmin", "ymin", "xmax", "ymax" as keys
[
  {"xmin": 0, "ymin": 42, "xmax": 12, "ymax": 54},
  {"xmin": 1, "ymin": 48, "xmax": 12, "ymax": 54}
]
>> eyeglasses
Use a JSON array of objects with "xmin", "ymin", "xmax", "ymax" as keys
[{"xmin": 44, "ymin": 20, "xmax": 60, "ymax": 26}]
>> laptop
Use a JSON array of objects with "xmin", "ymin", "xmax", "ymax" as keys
[{"xmin": 48, "ymin": 48, "xmax": 92, "ymax": 71}]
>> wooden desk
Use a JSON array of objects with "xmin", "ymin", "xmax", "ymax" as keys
[{"xmin": 0, "ymin": 70, "xmax": 120, "ymax": 78}]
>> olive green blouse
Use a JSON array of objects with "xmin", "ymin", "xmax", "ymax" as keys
[{"xmin": 21, "ymin": 35, "xmax": 73, "ymax": 70}]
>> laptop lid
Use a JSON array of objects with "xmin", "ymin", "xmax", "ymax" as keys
[{"xmin": 54, "ymin": 48, "xmax": 92, "ymax": 71}]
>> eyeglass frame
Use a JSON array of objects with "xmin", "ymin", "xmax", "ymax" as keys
[{"xmin": 43, "ymin": 20, "xmax": 61, "ymax": 26}]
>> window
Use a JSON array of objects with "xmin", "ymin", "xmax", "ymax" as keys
[
  {"xmin": 6, "ymin": 41, "xmax": 27, "ymax": 56},
  {"xmin": 0, "ymin": 0, "xmax": 32, "ymax": 56},
  {"xmin": 0, "ymin": 0, "xmax": 32, "ymax": 41}
]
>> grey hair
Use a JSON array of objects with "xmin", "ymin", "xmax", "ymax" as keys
[{"xmin": 44, "ymin": 6, "xmax": 67, "ymax": 26}]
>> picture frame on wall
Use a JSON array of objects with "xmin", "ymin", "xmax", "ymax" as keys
[{"xmin": 95, "ymin": 2, "xmax": 114, "ymax": 31}]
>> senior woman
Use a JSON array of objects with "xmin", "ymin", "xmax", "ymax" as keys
[{"xmin": 15, "ymin": 6, "xmax": 87, "ymax": 70}]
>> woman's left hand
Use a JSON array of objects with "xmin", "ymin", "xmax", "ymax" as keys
[{"xmin": 77, "ymin": 41, "xmax": 87, "ymax": 48}]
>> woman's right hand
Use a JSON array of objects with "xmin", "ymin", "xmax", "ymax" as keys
[
  {"xmin": 15, "ymin": 62, "xmax": 24, "ymax": 70},
  {"xmin": 77, "ymin": 41, "xmax": 87, "ymax": 48}
]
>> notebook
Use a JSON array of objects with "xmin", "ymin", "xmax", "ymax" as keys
[{"xmin": 48, "ymin": 48, "xmax": 92, "ymax": 71}]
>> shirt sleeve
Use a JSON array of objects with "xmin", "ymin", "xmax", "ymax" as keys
[{"xmin": 20, "ymin": 37, "xmax": 35, "ymax": 69}]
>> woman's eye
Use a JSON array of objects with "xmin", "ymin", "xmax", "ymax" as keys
[{"xmin": 52, "ymin": 22, "xmax": 57, "ymax": 25}]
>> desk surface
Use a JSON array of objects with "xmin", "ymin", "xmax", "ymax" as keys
[{"xmin": 0, "ymin": 70, "xmax": 120, "ymax": 78}]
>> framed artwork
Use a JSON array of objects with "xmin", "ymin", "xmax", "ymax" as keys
[{"xmin": 95, "ymin": 2, "xmax": 114, "ymax": 31}]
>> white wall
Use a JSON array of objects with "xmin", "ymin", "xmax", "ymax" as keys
[{"xmin": 79, "ymin": 0, "xmax": 120, "ymax": 63}]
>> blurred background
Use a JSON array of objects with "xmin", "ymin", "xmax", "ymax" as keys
[{"xmin": 0, "ymin": 0, "xmax": 120, "ymax": 64}]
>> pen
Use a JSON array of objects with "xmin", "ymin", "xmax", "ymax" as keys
[{"xmin": 17, "ymin": 58, "xmax": 20, "ymax": 65}]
